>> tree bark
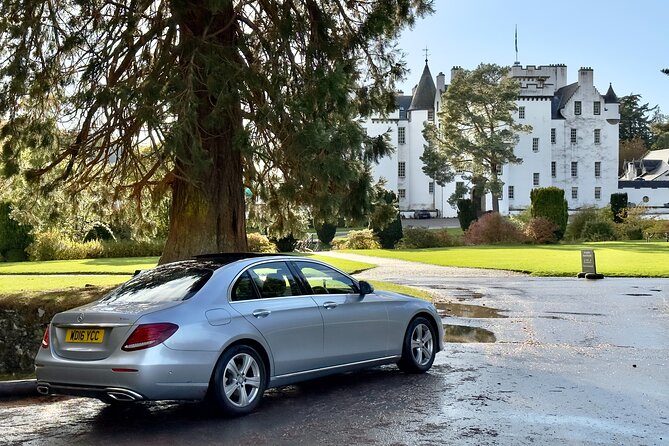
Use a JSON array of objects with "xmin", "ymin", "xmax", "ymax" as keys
[{"xmin": 160, "ymin": 1, "xmax": 248, "ymax": 264}]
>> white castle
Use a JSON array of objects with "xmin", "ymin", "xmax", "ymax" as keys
[{"xmin": 364, "ymin": 61, "xmax": 625, "ymax": 217}]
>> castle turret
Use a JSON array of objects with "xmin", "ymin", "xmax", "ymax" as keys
[
  {"xmin": 604, "ymin": 83, "xmax": 620, "ymax": 125},
  {"xmin": 409, "ymin": 62, "xmax": 437, "ymax": 111}
]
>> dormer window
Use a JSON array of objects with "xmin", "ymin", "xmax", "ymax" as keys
[
  {"xmin": 427, "ymin": 110, "xmax": 434, "ymax": 121},
  {"xmin": 574, "ymin": 101, "xmax": 582, "ymax": 115}
]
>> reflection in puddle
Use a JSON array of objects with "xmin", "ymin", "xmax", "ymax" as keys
[
  {"xmin": 444, "ymin": 324, "xmax": 496, "ymax": 343},
  {"xmin": 435, "ymin": 301, "xmax": 507, "ymax": 318},
  {"xmin": 425, "ymin": 285, "xmax": 484, "ymax": 300}
]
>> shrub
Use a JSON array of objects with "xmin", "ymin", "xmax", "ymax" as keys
[
  {"xmin": 28, "ymin": 230, "xmax": 163, "ymax": 260},
  {"xmin": 615, "ymin": 206, "xmax": 655, "ymax": 240},
  {"xmin": 247, "ymin": 233, "xmax": 277, "ymax": 253},
  {"xmin": 530, "ymin": 187, "xmax": 568, "ymax": 240},
  {"xmin": 581, "ymin": 219, "xmax": 617, "ymax": 242},
  {"xmin": 644, "ymin": 220, "xmax": 669, "ymax": 240},
  {"xmin": 374, "ymin": 213, "xmax": 403, "ymax": 249},
  {"xmin": 610, "ymin": 193, "xmax": 628, "ymax": 223},
  {"xmin": 565, "ymin": 207, "xmax": 603, "ymax": 241},
  {"xmin": 274, "ymin": 234, "xmax": 297, "ymax": 252},
  {"xmin": 330, "ymin": 238, "xmax": 348, "ymax": 250},
  {"xmin": 524, "ymin": 217, "xmax": 558, "ymax": 244},
  {"xmin": 345, "ymin": 229, "xmax": 381, "ymax": 249},
  {"xmin": 464, "ymin": 212, "xmax": 526, "ymax": 245},
  {"xmin": 83, "ymin": 222, "xmax": 116, "ymax": 242},
  {"xmin": 457, "ymin": 199, "xmax": 477, "ymax": 231},
  {"xmin": 398, "ymin": 228, "xmax": 455, "ymax": 249},
  {"xmin": 0, "ymin": 202, "xmax": 33, "ymax": 262},
  {"xmin": 315, "ymin": 222, "xmax": 337, "ymax": 245}
]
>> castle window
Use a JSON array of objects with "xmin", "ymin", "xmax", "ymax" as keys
[
  {"xmin": 428, "ymin": 181, "xmax": 434, "ymax": 194},
  {"xmin": 398, "ymin": 127, "xmax": 406, "ymax": 144},
  {"xmin": 594, "ymin": 101, "xmax": 601, "ymax": 115},
  {"xmin": 551, "ymin": 128, "xmax": 556, "ymax": 144},
  {"xmin": 456, "ymin": 182, "xmax": 465, "ymax": 199},
  {"xmin": 496, "ymin": 165, "xmax": 503, "ymax": 176},
  {"xmin": 399, "ymin": 107, "xmax": 406, "ymax": 120},
  {"xmin": 551, "ymin": 161, "xmax": 556, "ymax": 178},
  {"xmin": 571, "ymin": 161, "xmax": 578, "ymax": 177},
  {"xmin": 595, "ymin": 161, "xmax": 601, "ymax": 178},
  {"xmin": 532, "ymin": 138, "xmax": 539, "ymax": 152},
  {"xmin": 427, "ymin": 110, "xmax": 435, "ymax": 121},
  {"xmin": 595, "ymin": 187, "xmax": 601, "ymax": 200},
  {"xmin": 574, "ymin": 101, "xmax": 582, "ymax": 115},
  {"xmin": 398, "ymin": 188, "xmax": 406, "ymax": 199},
  {"xmin": 570, "ymin": 128, "xmax": 577, "ymax": 144},
  {"xmin": 508, "ymin": 185, "xmax": 514, "ymax": 199},
  {"xmin": 533, "ymin": 172, "xmax": 540, "ymax": 187},
  {"xmin": 594, "ymin": 129, "xmax": 601, "ymax": 144},
  {"xmin": 398, "ymin": 161, "xmax": 406, "ymax": 178},
  {"xmin": 572, "ymin": 187, "xmax": 578, "ymax": 199},
  {"xmin": 519, "ymin": 106, "xmax": 525, "ymax": 119}
]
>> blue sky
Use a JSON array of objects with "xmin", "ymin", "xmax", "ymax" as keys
[{"xmin": 397, "ymin": 0, "xmax": 669, "ymax": 115}]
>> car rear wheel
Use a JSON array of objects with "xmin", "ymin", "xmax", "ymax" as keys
[
  {"xmin": 397, "ymin": 317, "xmax": 436, "ymax": 373},
  {"xmin": 211, "ymin": 345, "xmax": 267, "ymax": 416}
]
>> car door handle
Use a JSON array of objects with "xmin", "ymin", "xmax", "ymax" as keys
[
  {"xmin": 323, "ymin": 302, "xmax": 338, "ymax": 310},
  {"xmin": 252, "ymin": 309, "xmax": 271, "ymax": 318}
]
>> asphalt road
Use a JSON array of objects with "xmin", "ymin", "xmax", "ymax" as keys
[{"xmin": 1, "ymin": 274, "xmax": 667, "ymax": 445}]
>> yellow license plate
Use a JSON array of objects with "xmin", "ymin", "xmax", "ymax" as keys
[{"xmin": 65, "ymin": 329, "xmax": 105, "ymax": 344}]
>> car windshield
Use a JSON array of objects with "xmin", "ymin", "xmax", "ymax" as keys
[{"xmin": 101, "ymin": 265, "xmax": 214, "ymax": 304}]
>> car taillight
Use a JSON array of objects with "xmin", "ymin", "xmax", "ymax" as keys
[
  {"xmin": 41, "ymin": 325, "xmax": 50, "ymax": 349},
  {"xmin": 122, "ymin": 323, "xmax": 179, "ymax": 351}
]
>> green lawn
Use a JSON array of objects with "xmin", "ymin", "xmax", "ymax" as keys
[
  {"xmin": 347, "ymin": 241, "xmax": 669, "ymax": 277},
  {"xmin": 0, "ymin": 257, "xmax": 160, "ymax": 275},
  {"xmin": 0, "ymin": 275, "xmax": 131, "ymax": 293}
]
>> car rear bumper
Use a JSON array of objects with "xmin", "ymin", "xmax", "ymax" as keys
[{"xmin": 35, "ymin": 346, "xmax": 218, "ymax": 401}]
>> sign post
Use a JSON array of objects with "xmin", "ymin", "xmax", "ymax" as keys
[{"xmin": 578, "ymin": 249, "xmax": 604, "ymax": 279}]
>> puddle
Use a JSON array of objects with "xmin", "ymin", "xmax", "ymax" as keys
[
  {"xmin": 626, "ymin": 293, "xmax": 652, "ymax": 297},
  {"xmin": 435, "ymin": 301, "xmax": 507, "ymax": 319},
  {"xmin": 545, "ymin": 311, "xmax": 604, "ymax": 317},
  {"xmin": 425, "ymin": 285, "xmax": 484, "ymax": 300},
  {"xmin": 444, "ymin": 324, "xmax": 496, "ymax": 343}
]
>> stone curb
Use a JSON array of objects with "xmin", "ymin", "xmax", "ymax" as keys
[{"xmin": 0, "ymin": 379, "xmax": 38, "ymax": 398}]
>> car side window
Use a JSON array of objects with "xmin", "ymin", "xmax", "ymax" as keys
[
  {"xmin": 295, "ymin": 262, "xmax": 357, "ymax": 295},
  {"xmin": 233, "ymin": 261, "xmax": 301, "ymax": 300}
]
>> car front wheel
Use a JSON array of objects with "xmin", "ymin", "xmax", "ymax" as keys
[
  {"xmin": 397, "ymin": 317, "xmax": 436, "ymax": 373},
  {"xmin": 211, "ymin": 345, "xmax": 267, "ymax": 416}
]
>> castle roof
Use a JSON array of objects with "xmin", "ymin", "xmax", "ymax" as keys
[
  {"xmin": 409, "ymin": 63, "xmax": 436, "ymax": 111},
  {"xmin": 551, "ymin": 82, "xmax": 579, "ymax": 119},
  {"xmin": 604, "ymin": 83, "xmax": 619, "ymax": 103}
]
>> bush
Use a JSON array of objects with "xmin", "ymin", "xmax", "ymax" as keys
[
  {"xmin": 330, "ymin": 238, "xmax": 348, "ymax": 250},
  {"xmin": 610, "ymin": 193, "xmax": 628, "ymax": 223},
  {"xmin": 524, "ymin": 217, "xmax": 558, "ymax": 244},
  {"xmin": 615, "ymin": 206, "xmax": 655, "ymax": 240},
  {"xmin": 530, "ymin": 187, "xmax": 568, "ymax": 240},
  {"xmin": 0, "ymin": 202, "xmax": 33, "ymax": 262},
  {"xmin": 247, "ymin": 233, "xmax": 277, "ymax": 253},
  {"xmin": 581, "ymin": 219, "xmax": 617, "ymax": 242},
  {"xmin": 457, "ymin": 199, "xmax": 477, "ymax": 231},
  {"xmin": 374, "ymin": 213, "xmax": 403, "ymax": 249},
  {"xmin": 274, "ymin": 234, "xmax": 297, "ymax": 252},
  {"xmin": 398, "ymin": 228, "xmax": 455, "ymax": 249},
  {"xmin": 83, "ymin": 222, "xmax": 116, "ymax": 242},
  {"xmin": 464, "ymin": 212, "xmax": 526, "ymax": 245},
  {"xmin": 565, "ymin": 207, "xmax": 601, "ymax": 241},
  {"xmin": 644, "ymin": 220, "xmax": 669, "ymax": 240},
  {"xmin": 315, "ymin": 222, "xmax": 337, "ymax": 245},
  {"xmin": 345, "ymin": 229, "xmax": 381, "ymax": 249},
  {"xmin": 28, "ymin": 230, "xmax": 163, "ymax": 260}
]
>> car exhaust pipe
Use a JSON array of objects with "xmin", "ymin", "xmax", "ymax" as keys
[
  {"xmin": 105, "ymin": 388, "xmax": 143, "ymax": 402},
  {"xmin": 36, "ymin": 385, "xmax": 50, "ymax": 396}
]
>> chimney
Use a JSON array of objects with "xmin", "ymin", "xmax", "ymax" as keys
[
  {"xmin": 436, "ymin": 72, "xmax": 446, "ymax": 93},
  {"xmin": 578, "ymin": 67, "xmax": 593, "ymax": 87},
  {"xmin": 450, "ymin": 66, "xmax": 463, "ymax": 82}
]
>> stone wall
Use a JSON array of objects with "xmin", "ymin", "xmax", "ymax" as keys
[{"xmin": 0, "ymin": 306, "xmax": 52, "ymax": 373}]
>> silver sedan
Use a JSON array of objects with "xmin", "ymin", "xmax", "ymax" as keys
[{"xmin": 35, "ymin": 254, "xmax": 444, "ymax": 415}]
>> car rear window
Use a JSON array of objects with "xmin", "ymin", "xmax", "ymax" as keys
[{"xmin": 101, "ymin": 265, "xmax": 213, "ymax": 304}]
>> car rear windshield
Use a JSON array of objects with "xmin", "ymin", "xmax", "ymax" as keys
[{"xmin": 101, "ymin": 265, "xmax": 214, "ymax": 304}]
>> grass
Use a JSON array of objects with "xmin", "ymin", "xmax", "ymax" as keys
[
  {"xmin": 346, "ymin": 241, "xmax": 669, "ymax": 277},
  {"xmin": 366, "ymin": 280, "xmax": 433, "ymax": 301},
  {"xmin": 0, "ymin": 275, "xmax": 131, "ymax": 293},
  {"xmin": 0, "ymin": 257, "xmax": 159, "ymax": 275}
]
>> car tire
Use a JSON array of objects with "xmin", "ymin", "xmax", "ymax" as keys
[
  {"xmin": 397, "ymin": 317, "xmax": 437, "ymax": 374},
  {"xmin": 211, "ymin": 345, "xmax": 267, "ymax": 416}
]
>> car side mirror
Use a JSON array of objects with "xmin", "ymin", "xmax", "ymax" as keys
[{"xmin": 358, "ymin": 281, "xmax": 374, "ymax": 296}]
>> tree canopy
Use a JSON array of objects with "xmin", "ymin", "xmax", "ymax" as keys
[
  {"xmin": 422, "ymin": 63, "xmax": 530, "ymax": 212},
  {"xmin": 618, "ymin": 94, "xmax": 656, "ymax": 147},
  {"xmin": 0, "ymin": 0, "xmax": 433, "ymax": 262}
]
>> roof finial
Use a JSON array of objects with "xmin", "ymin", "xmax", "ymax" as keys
[{"xmin": 423, "ymin": 46, "xmax": 429, "ymax": 64}]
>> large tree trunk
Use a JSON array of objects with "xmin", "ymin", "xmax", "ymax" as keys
[{"xmin": 160, "ymin": 1, "xmax": 248, "ymax": 264}]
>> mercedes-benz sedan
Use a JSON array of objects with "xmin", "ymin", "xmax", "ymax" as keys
[{"xmin": 35, "ymin": 253, "xmax": 443, "ymax": 415}]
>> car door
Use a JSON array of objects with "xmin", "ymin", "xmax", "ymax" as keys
[
  {"xmin": 292, "ymin": 261, "xmax": 389, "ymax": 366},
  {"xmin": 229, "ymin": 261, "xmax": 325, "ymax": 376}
]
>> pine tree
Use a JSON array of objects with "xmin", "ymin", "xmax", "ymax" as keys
[{"xmin": 0, "ymin": 0, "xmax": 433, "ymax": 263}]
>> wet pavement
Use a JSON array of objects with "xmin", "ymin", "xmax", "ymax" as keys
[{"xmin": 1, "ymin": 274, "xmax": 668, "ymax": 445}]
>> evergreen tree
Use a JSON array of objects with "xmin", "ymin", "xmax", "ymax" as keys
[
  {"xmin": 422, "ymin": 63, "xmax": 531, "ymax": 213},
  {"xmin": 0, "ymin": 0, "xmax": 433, "ymax": 263},
  {"xmin": 619, "ymin": 94, "xmax": 656, "ymax": 147}
]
